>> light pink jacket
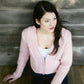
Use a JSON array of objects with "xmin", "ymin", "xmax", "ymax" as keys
[{"xmin": 14, "ymin": 26, "xmax": 73, "ymax": 84}]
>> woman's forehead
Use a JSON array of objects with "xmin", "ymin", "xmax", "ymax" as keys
[{"xmin": 42, "ymin": 12, "xmax": 56, "ymax": 19}]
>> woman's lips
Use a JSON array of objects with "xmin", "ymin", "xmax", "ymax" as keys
[{"xmin": 49, "ymin": 27, "xmax": 54, "ymax": 30}]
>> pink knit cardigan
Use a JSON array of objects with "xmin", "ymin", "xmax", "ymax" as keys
[{"xmin": 14, "ymin": 26, "xmax": 73, "ymax": 84}]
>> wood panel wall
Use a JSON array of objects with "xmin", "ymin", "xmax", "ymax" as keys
[{"xmin": 0, "ymin": 0, "xmax": 84, "ymax": 65}]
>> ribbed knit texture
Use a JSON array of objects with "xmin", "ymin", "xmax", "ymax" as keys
[{"xmin": 14, "ymin": 26, "xmax": 73, "ymax": 84}]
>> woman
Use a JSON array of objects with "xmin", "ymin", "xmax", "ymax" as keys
[{"xmin": 3, "ymin": 1, "xmax": 73, "ymax": 84}]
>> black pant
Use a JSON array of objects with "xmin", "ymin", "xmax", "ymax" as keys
[{"xmin": 32, "ymin": 72, "xmax": 68, "ymax": 84}]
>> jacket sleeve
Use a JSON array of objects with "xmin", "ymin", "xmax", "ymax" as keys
[
  {"xmin": 13, "ymin": 30, "xmax": 30, "ymax": 77},
  {"xmin": 51, "ymin": 31, "xmax": 73, "ymax": 84}
]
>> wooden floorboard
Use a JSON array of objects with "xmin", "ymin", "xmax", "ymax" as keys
[
  {"xmin": 0, "ymin": 65, "xmax": 84, "ymax": 84},
  {"xmin": 68, "ymin": 66, "xmax": 83, "ymax": 84}
]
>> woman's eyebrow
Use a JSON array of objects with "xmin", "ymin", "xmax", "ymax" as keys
[
  {"xmin": 44, "ymin": 17, "xmax": 56, "ymax": 19},
  {"xmin": 44, "ymin": 18, "xmax": 50, "ymax": 19}
]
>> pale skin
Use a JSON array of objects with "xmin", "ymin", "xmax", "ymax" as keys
[
  {"xmin": 3, "ymin": 12, "xmax": 57, "ymax": 83},
  {"xmin": 36, "ymin": 12, "xmax": 57, "ymax": 49}
]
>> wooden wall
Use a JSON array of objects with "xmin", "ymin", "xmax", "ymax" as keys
[{"xmin": 0, "ymin": 0, "xmax": 84, "ymax": 65}]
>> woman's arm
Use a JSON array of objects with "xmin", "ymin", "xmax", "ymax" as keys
[
  {"xmin": 14, "ymin": 30, "xmax": 30, "ymax": 76},
  {"xmin": 51, "ymin": 31, "xmax": 73, "ymax": 84},
  {"xmin": 3, "ymin": 30, "xmax": 30, "ymax": 82}
]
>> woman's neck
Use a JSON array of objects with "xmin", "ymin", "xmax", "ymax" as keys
[{"xmin": 37, "ymin": 28, "xmax": 54, "ymax": 36}]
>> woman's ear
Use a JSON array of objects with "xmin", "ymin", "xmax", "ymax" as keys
[{"xmin": 35, "ymin": 19, "xmax": 40, "ymax": 25}]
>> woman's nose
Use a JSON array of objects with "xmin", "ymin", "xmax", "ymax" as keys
[{"xmin": 50, "ymin": 20, "xmax": 54, "ymax": 26}]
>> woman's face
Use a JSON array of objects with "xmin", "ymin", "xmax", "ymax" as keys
[{"xmin": 36, "ymin": 12, "xmax": 57, "ymax": 33}]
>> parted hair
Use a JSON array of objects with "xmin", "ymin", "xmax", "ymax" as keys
[{"xmin": 33, "ymin": 1, "xmax": 63, "ymax": 55}]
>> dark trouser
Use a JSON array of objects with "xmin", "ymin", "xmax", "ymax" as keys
[{"xmin": 32, "ymin": 72, "xmax": 68, "ymax": 84}]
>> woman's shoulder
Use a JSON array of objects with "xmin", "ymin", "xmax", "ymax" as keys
[
  {"xmin": 61, "ymin": 27, "xmax": 72, "ymax": 37},
  {"xmin": 22, "ymin": 25, "xmax": 35, "ymax": 33},
  {"xmin": 62, "ymin": 27, "xmax": 71, "ymax": 34},
  {"xmin": 61, "ymin": 27, "xmax": 72, "ymax": 42},
  {"xmin": 22, "ymin": 25, "xmax": 36, "ymax": 36}
]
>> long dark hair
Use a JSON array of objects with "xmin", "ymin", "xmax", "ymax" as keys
[{"xmin": 33, "ymin": 1, "xmax": 63, "ymax": 55}]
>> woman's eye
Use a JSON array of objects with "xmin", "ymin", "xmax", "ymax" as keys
[{"xmin": 45, "ymin": 20, "xmax": 49, "ymax": 22}]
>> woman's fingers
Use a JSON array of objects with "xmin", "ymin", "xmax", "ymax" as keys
[
  {"xmin": 8, "ymin": 78, "xmax": 17, "ymax": 83},
  {"xmin": 3, "ymin": 73, "xmax": 20, "ymax": 83},
  {"xmin": 3, "ymin": 74, "xmax": 13, "ymax": 82}
]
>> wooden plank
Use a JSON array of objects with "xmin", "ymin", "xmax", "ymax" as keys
[
  {"xmin": 72, "ymin": 37, "xmax": 84, "ymax": 47},
  {"xmin": 79, "ymin": 66, "xmax": 84, "ymax": 84},
  {"xmin": 68, "ymin": 66, "xmax": 83, "ymax": 84},
  {"xmin": 0, "ymin": 10, "xmax": 33, "ymax": 24},
  {"xmin": 0, "ymin": 0, "xmax": 84, "ymax": 9},
  {"xmin": 0, "ymin": 34, "xmax": 20, "ymax": 46},
  {"xmin": 56, "ymin": 0, "xmax": 84, "ymax": 9},
  {"xmin": 73, "ymin": 47, "xmax": 84, "ymax": 65},
  {"xmin": 59, "ymin": 11, "xmax": 84, "ymax": 24},
  {"xmin": 0, "ymin": 46, "xmax": 19, "ymax": 65},
  {"xmin": 0, "ymin": 0, "xmax": 36, "ymax": 8}
]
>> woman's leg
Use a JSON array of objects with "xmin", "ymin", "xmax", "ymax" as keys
[
  {"xmin": 31, "ymin": 72, "xmax": 56, "ymax": 84},
  {"xmin": 62, "ymin": 75, "xmax": 68, "ymax": 84},
  {"xmin": 44, "ymin": 73, "xmax": 56, "ymax": 84},
  {"xmin": 31, "ymin": 73, "xmax": 43, "ymax": 84}
]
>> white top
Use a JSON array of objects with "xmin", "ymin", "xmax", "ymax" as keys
[{"xmin": 39, "ymin": 46, "xmax": 50, "ymax": 59}]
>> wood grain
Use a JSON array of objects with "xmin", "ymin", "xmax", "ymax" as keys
[{"xmin": 0, "ymin": 0, "xmax": 84, "ymax": 65}]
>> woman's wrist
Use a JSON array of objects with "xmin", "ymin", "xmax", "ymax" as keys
[{"xmin": 13, "ymin": 71, "xmax": 22, "ymax": 77}]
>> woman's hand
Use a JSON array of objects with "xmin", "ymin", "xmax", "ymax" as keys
[{"xmin": 3, "ymin": 73, "xmax": 21, "ymax": 83}]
